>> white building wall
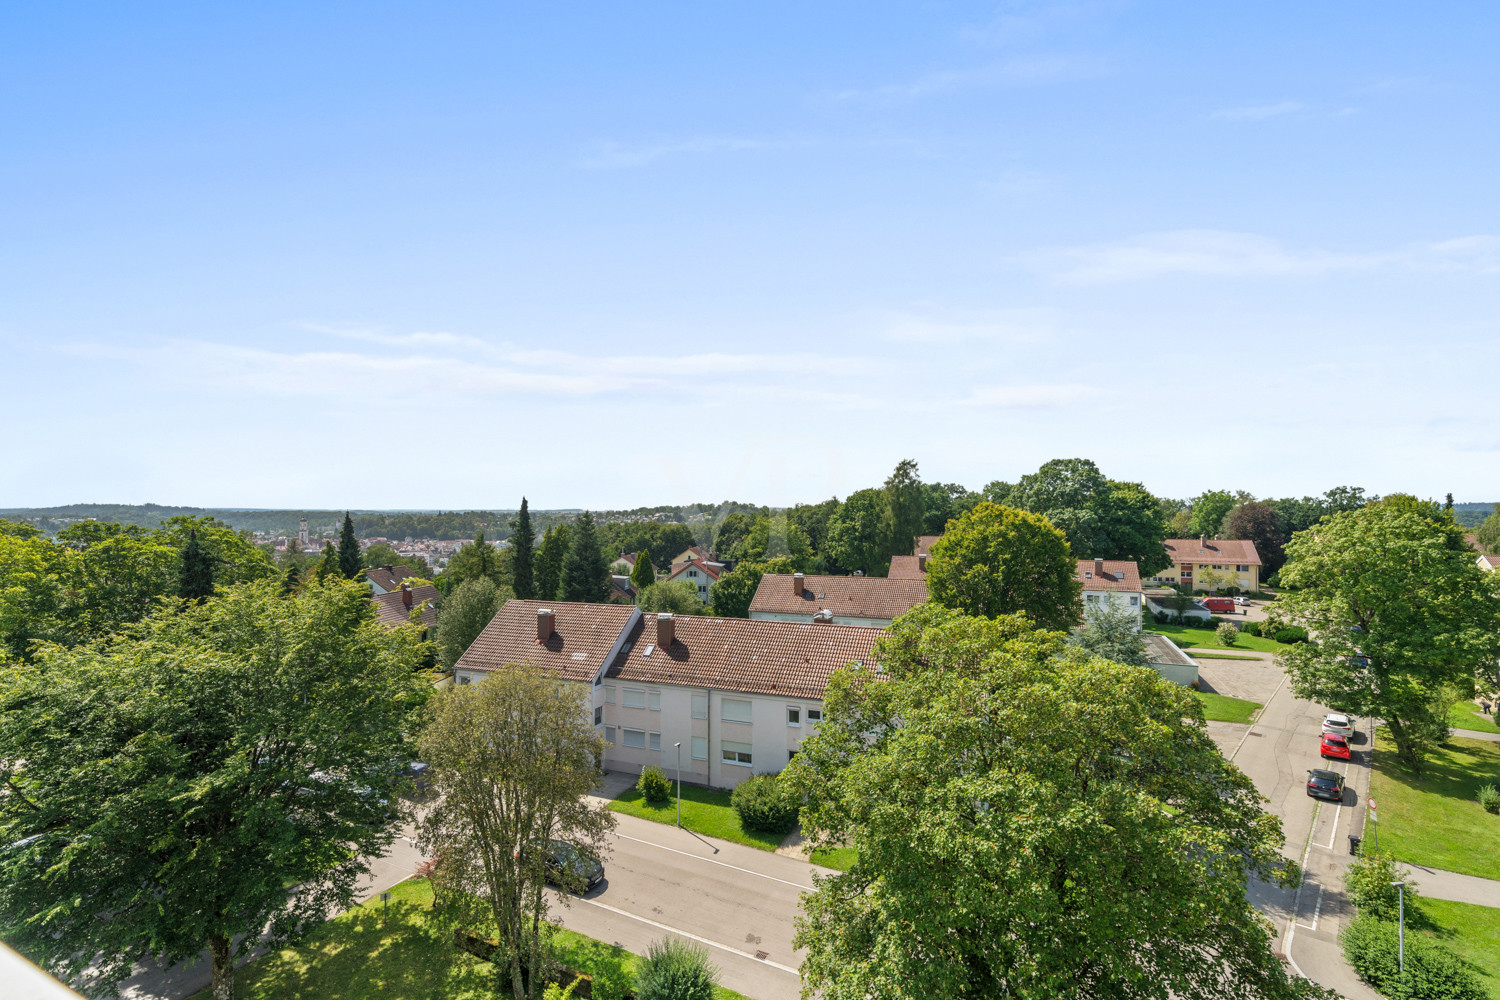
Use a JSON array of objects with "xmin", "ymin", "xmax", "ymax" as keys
[{"xmin": 1081, "ymin": 590, "xmax": 1144, "ymax": 629}]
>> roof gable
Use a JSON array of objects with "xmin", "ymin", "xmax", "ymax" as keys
[{"xmin": 749, "ymin": 573, "xmax": 928, "ymax": 621}]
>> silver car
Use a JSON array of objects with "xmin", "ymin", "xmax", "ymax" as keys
[{"xmin": 1321, "ymin": 713, "xmax": 1354, "ymax": 739}]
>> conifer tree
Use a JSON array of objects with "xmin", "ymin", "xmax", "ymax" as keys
[
  {"xmin": 561, "ymin": 512, "xmax": 610, "ymax": 603},
  {"xmin": 178, "ymin": 529, "xmax": 215, "ymax": 602},
  {"xmin": 281, "ymin": 563, "xmax": 301, "ymax": 596},
  {"xmin": 511, "ymin": 499, "xmax": 536, "ymax": 600},
  {"xmin": 630, "ymin": 547, "xmax": 655, "ymax": 592},
  {"xmin": 337, "ymin": 512, "xmax": 361, "ymax": 579},
  {"xmin": 535, "ymin": 524, "xmax": 571, "ymax": 602},
  {"xmin": 317, "ymin": 542, "xmax": 339, "ymax": 581}
]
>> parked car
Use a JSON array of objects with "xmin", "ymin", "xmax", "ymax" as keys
[
  {"xmin": 535, "ymin": 839, "xmax": 604, "ymax": 892},
  {"xmin": 1306, "ymin": 768, "xmax": 1345, "ymax": 801},
  {"xmin": 1321, "ymin": 714, "xmax": 1354, "ymax": 739},
  {"xmin": 1234, "ymin": 596, "xmax": 1250, "ymax": 606},
  {"xmin": 1201, "ymin": 597, "xmax": 1235, "ymax": 614},
  {"xmin": 1320, "ymin": 734, "xmax": 1351, "ymax": 761}
]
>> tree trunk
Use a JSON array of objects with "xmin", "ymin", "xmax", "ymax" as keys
[
  {"xmin": 1386, "ymin": 717, "xmax": 1422, "ymax": 774},
  {"xmin": 210, "ymin": 932, "xmax": 234, "ymax": 1000}
]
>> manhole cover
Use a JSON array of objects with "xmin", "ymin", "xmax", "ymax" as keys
[{"xmin": 754, "ymin": 950, "xmax": 769, "ymax": 961}]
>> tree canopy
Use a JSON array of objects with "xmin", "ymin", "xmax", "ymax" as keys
[
  {"xmin": 629, "ymin": 548, "xmax": 655, "ymax": 591},
  {"xmin": 337, "ymin": 511, "xmax": 362, "ymax": 579},
  {"xmin": 0, "ymin": 579, "xmax": 427, "ymax": 999},
  {"xmin": 1223, "ymin": 502, "xmax": 1287, "ymax": 575},
  {"xmin": 708, "ymin": 558, "xmax": 794, "ymax": 619},
  {"xmin": 443, "ymin": 529, "xmax": 505, "ymax": 591},
  {"xmin": 826, "ymin": 488, "xmax": 893, "ymax": 576},
  {"xmin": 1071, "ymin": 593, "xmax": 1148, "ymax": 667},
  {"xmin": 511, "ymin": 498, "xmax": 536, "ymax": 600},
  {"xmin": 534, "ymin": 524, "xmax": 570, "ymax": 602},
  {"xmin": 560, "ymin": 512, "xmax": 610, "ymax": 603},
  {"xmin": 1188, "ymin": 490, "xmax": 1238, "ymax": 539},
  {"xmin": 884, "ymin": 459, "xmax": 925, "ymax": 560},
  {"xmin": 998, "ymin": 460, "xmax": 1170, "ymax": 575},
  {"xmin": 787, "ymin": 604, "xmax": 1305, "ymax": 1000},
  {"xmin": 635, "ymin": 580, "xmax": 706, "ymax": 616},
  {"xmin": 926, "ymin": 502, "xmax": 1082, "ymax": 629},
  {"xmin": 435, "ymin": 576, "xmax": 510, "ymax": 669}
]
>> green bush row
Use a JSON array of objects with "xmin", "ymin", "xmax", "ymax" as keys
[{"xmin": 1341, "ymin": 915, "xmax": 1486, "ymax": 1000}]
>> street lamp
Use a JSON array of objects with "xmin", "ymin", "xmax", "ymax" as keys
[
  {"xmin": 1391, "ymin": 880, "xmax": 1406, "ymax": 975},
  {"xmin": 674, "ymin": 742, "xmax": 682, "ymax": 828}
]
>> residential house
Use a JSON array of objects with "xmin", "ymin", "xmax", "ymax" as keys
[
  {"xmin": 887, "ymin": 553, "xmax": 930, "ymax": 579},
  {"xmin": 913, "ymin": 535, "xmax": 940, "ymax": 558},
  {"xmin": 611, "ymin": 552, "xmax": 639, "ymax": 575},
  {"xmin": 1142, "ymin": 633, "xmax": 1199, "ymax": 687},
  {"xmin": 1075, "ymin": 558, "xmax": 1144, "ymax": 628},
  {"xmin": 453, "ymin": 601, "xmax": 881, "ymax": 788},
  {"xmin": 366, "ymin": 564, "xmax": 416, "ymax": 595},
  {"xmin": 749, "ymin": 572, "xmax": 928, "ymax": 628},
  {"xmin": 1477, "ymin": 553, "xmax": 1500, "ymax": 573},
  {"xmin": 1150, "ymin": 538, "xmax": 1263, "ymax": 593},
  {"xmin": 670, "ymin": 546, "xmax": 713, "ymax": 566},
  {"xmin": 370, "ymin": 583, "xmax": 439, "ymax": 641},
  {"xmin": 664, "ymin": 559, "xmax": 722, "ymax": 602},
  {"xmin": 609, "ymin": 574, "xmax": 636, "ymax": 603}
]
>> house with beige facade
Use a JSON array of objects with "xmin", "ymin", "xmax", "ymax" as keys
[
  {"xmin": 664, "ymin": 558, "xmax": 722, "ymax": 602},
  {"xmin": 452, "ymin": 600, "xmax": 881, "ymax": 788},
  {"xmin": 749, "ymin": 572, "xmax": 928, "ymax": 628},
  {"xmin": 1150, "ymin": 538, "xmax": 1263, "ymax": 593}
]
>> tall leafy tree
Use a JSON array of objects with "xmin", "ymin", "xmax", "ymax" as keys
[
  {"xmin": 630, "ymin": 547, "xmax": 656, "ymax": 591},
  {"xmin": 787, "ymin": 604, "xmax": 1311, "ymax": 1000},
  {"xmin": 178, "ymin": 528, "xmax": 215, "ymax": 602},
  {"xmin": 560, "ymin": 511, "xmax": 610, "ymax": 603},
  {"xmin": 1223, "ymin": 501, "xmax": 1287, "ymax": 575},
  {"xmin": 337, "ymin": 511, "xmax": 361, "ymax": 579},
  {"xmin": 728, "ymin": 515, "xmax": 813, "ymax": 570},
  {"xmin": 1271, "ymin": 498, "xmax": 1500, "ymax": 771},
  {"xmin": 926, "ymin": 502, "xmax": 1082, "ymax": 629},
  {"xmin": 788, "ymin": 497, "xmax": 841, "ymax": 562},
  {"xmin": 0, "ymin": 579, "xmax": 427, "ymax": 1000},
  {"xmin": 434, "ymin": 576, "xmax": 508, "ymax": 669},
  {"xmin": 826, "ymin": 488, "xmax": 894, "ymax": 575},
  {"xmin": 511, "ymin": 498, "xmax": 536, "ymax": 600},
  {"xmin": 443, "ymin": 529, "xmax": 502, "ymax": 590},
  {"xmin": 708, "ymin": 557, "xmax": 794, "ymax": 619},
  {"xmin": 1473, "ymin": 503, "xmax": 1500, "ymax": 554},
  {"xmin": 315, "ymin": 540, "xmax": 340, "ymax": 581},
  {"xmin": 417, "ymin": 669, "xmax": 614, "ymax": 1000},
  {"xmin": 1071, "ymin": 594, "xmax": 1149, "ymax": 667},
  {"xmin": 534, "ymin": 524, "xmax": 571, "ymax": 601},
  {"xmin": 712, "ymin": 511, "xmax": 753, "ymax": 560},
  {"xmin": 635, "ymin": 580, "xmax": 705, "ymax": 615},
  {"xmin": 883, "ymin": 459, "xmax": 925, "ymax": 559},
  {"xmin": 1188, "ymin": 490, "xmax": 1238, "ymax": 538},
  {"xmin": 921, "ymin": 482, "xmax": 981, "ymax": 536},
  {"xmin": 1001, "ymin": 460, "xmax": 1168, "ymax": 574}
]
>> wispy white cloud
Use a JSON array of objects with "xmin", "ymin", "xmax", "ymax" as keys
[
  {"xmin": 828, "ymin": 54, "xmax": 1106, "ymax": 104},
  {"xmin": 879, "ymin": 307, "xmax": 1058, "ymax": 344},
  {"xmin": 575, "ymin": 136, "xmax": 789, "ymax": 169},
  {"xmin": 1017, "ymin": 229, "xmax": 1500, "ymax": 283},
  {"xmin": 1210, "ymin": 101, "xmax": 1304, "ymax": 121}
]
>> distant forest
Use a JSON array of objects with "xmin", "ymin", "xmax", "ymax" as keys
[{"xmin": 1451, "ymin": 502, "xmax": 1496, "ymax": 528}]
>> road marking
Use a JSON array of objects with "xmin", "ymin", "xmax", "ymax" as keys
[
  {"xmin": 1324, "ymin": 757, "xmax": 1353, "ymax": 851},
  {"xmin": 613, "ymin": 832, "xmax": 817, "ymax": 891},
  {"xmin": 1296, "ymin": 883, "xmax": 1325, "ymax": 932},
  {"xmin": 575, "ymin": 895, "xmax": 803, "ymax": 977},
  {"xmin": 1230, "ymin": 668, "xmax": 1290, "ymax": 762}
]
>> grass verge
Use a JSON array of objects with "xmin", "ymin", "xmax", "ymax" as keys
[
  {"xmin": 1450, "ymin": 700, "xmax": 1500, "ymax": 735},
  {"xmin": 809, "ymin": 846, "xmax": 857, "ymax": 871},
  {"xmin": 609, "ymin": 784, "xmax": 783, "ymax": 851},
  {"xmin": 1146, "ymin": 623, "xmax": 1282, "ymax": 653},
  {"xmin": 1193, "ymin": 691, "xmax": 1261, "ymax": 724},
  {"xmin": 188, "ymin": 877, "xmax": 751, "ymax": 1000},
  {"xmin": 1369, "ymin": 726, "xmax": 1500, "ymax": 880},
  {"xmin": 1413, "ymin": 897, "xmax": 1500, "ymax": 1000}
]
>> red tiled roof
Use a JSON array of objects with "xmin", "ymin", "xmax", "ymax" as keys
[
  {"xmin": 1075, "ymin": 559, "xmax": 1142, "ymax": 592},
  {"xmin": 666, "ymin": 559, "xmax": 722, "ymax": 583},
  {"xmin": 888, "ymin": 555, "xmax": 924, "ymax": 579},
  {"xmin": 672, "ymin": 546, "xmax": 711, "ymax": 563},
  {"xmin": 914, "ymin": 535, "xmax": 941, "ymax": 558},
  {"xmin": 749, "ymin": 573, "xmax": 928, "ymax": 621},
  {"xmin": 371, "ymin": 585, "xmax": 439, "ymax": 630},
  {"xmin": 1479, "ymin": 553, "xmax": 1500, "ymax": 572},
  {"xmin": 1162, "ymin": 539, "xmax": 1262, "ymax": 567},
  {"xmin": 367, "ymin": 565, "xmax": 415, "ymax": 591},
  {"xmin": 456, "ymin": 600, "xmax": 640, "ymax": 682},
  {"xmin": 609, "ymin": 614, "xmax": 882, "ymax": 700}
]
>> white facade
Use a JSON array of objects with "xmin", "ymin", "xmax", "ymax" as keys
[
  {"xmin": 1081, "ymin": 590, "xmax": 1143, "ymax": 629},
  {"xmin": 666, "ymin": 563, "xmax": 715, "ymax": 602}
]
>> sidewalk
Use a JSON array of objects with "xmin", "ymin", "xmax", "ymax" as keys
[{"xmin": 1394, "ymin": 863, "xmax": 1500, "ymax": 907}]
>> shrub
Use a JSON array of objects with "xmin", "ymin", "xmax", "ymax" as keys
[
  {"xmin": 1342, "ymin": 915, "xmax": 1486, "ymax": 1000},
  {"xmin": 636, "ymin": 937, "xmax": 719, "ymax": 1000},
  {"xmin": 1241, "ymin": 620, "xmax": 1262, "ymax": 637},
  {"xmin": 1215, "ymin": 621, "xmax": 1239, "ymax": 647},
  {"xmin": 637, "ymin": 765, "xmax": 672, "ymax": 806},
  {"xmin": 730, "ymin": 773, "xmax": 800, "ymax": 834},
  {"xmin": 1480, "ymin": 783, "xmax": 1500, "ymax": 816},
  {"xmin": 1344, "ymin": 850, "xmax": 1413, "ymax": 921},
  {"xmin": 1274, "ymin": 626, "xmax": 1309, "ymax": 644}
]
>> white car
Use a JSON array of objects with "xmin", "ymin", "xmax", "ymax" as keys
[
  {"xmin": 1321, "ymin": 714, "xmax": 1354, "ymax": 739},
  {"xmin": 1234, "ymin": 596, "xmax": 1250, "ymax": 606}
]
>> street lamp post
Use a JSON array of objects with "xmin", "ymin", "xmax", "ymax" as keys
[
  {"xmin": 674, "ymin": 742, "xmax": 682, "ymax": 828},
  {"xmin": 1392, "ymin": 880, "xmax": 1406, "ymax": 975}
]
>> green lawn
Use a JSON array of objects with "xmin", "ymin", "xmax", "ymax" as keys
[
  {"xmin": 1414, "ymin": 897, "xmax": 1500, "ymax": 1000},
  {"xmin": 609, "ymin": 784, "xmax": 784, "ymax": 851},
  {"xmin": 1145, "ymin": 623, "xmax": 1282, "ymax": 653},
  {"xmin": 1193, "ymin": 691, "xmax": 1261, "ymax": 724},
  {"xmin": 189, "ymin": 877, "xmax": 751, "ymax": 1000},
  {"xmin": 809, "ymin": 846, "xmax": 857, "ymax": 871},
  {"xmin": 1368, "ymin": 727, "xmax": 1500, "ymax": 880},
  {"xmin": 1450, "ymin": 700, "xmax": 1500, "ymax": 735}
]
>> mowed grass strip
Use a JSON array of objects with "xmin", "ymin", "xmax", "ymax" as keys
[
  {"xmin": 1194, "ymin": 691, "xmax": 1261, "ymax": 724},
  {"xmin": 1413, "ymin": 897, "xmax": 1500, "ymax": 1000},
  {"xmin": 1146, "ymin": 623, "xmax": 1283, "ymax": 653},
  {"xmin": 809, "ymin": 846, "xmax": 857, "ymax": 871},
  {"xmin": 1369, "ymin": 727, "xmax": 1500, "ymax": 881},
  {"xmin": 188, "ymin": 877, "xmax": 752, "ymax": 1000},
  {"xmin": 1449, "ymin": 700, "xmax": 1500, "ymax": 735},
  {"xmin": 609, "ymin": 784, "xmax": 784, "ymax": 851}
]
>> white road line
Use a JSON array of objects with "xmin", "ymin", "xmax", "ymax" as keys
[
  {"xmin": 576, "ymin": 895, "xmax": 803, "ymax": 977},
  {"xmin": 1296, "ymin": 883, "xmax": 1326, "ymax": 932},
  {"xmin": 1230, "ymin": 668, "xmax": 1290, "ymax": 762},
  {"xmin": 1324, "ymin": 756, "xmax": 1354, "ymax": 851},
  {"xmin": 613, "ymin": 832, "xmax": 817, "ymax": 891},
  {"xmin": 1284, "ymin": 796, "xmax": 1320, "ymax": 977}
]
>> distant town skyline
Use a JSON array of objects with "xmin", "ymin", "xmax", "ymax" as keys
[{"xmin": 4, "ymin": 3, "xmax": 1498, "ymax": 507}]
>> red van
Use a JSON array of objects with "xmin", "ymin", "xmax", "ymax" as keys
[{"xmin": 1200, "ymin": 597, "xmax": 1235, "ymax": 614}]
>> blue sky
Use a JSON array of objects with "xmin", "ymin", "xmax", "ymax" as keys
[{"xmin": 3, "ymin": 2, "xmax": 1497, "ymax": 510}]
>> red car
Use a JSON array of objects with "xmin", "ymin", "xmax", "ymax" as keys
[{"xmin": 1320, "ymin": 733, "xmax": 1351, "ymax": 761}]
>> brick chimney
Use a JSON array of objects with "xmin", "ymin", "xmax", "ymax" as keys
[
  {"xmin": 536, "ymin": 608, "xmax": 554, "ymax": 641},
  {"xmin": 657, "ymin": 612, "xmax": 675, "ymax": 647},
  {"xmin": 792, "ymin": 572, "xmax": 804, "ymax": 596},
  {"xmin": 400, "ymin": 583, "xmax": 413, "ymax": 608},
  {"xmin": 1094, "ymin": 557, "xmax": 1104, "ymax": 579},
  {"xmin": 918, "ymin": 553, "xmax": 927, "ymax": 572}
]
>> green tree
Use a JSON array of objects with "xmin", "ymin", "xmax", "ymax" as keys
[
  {"xmin": 712, "ymin": 511, "xmax": 753, "ymax": 560},
  {"xmin": 337, "ymin": 511, "xmax": 362, "ymax": 579},
  {"xmin": 1002, "ymin": 460, "xmax": 1169, "ymax": 575},
  {"xmin": 926, "ymin": 502, "xmax": 1082, "ymax": 629},
  {"xmin": 1272, "ymin": 499, "xmax": 1500, "ymax": 771},
  {"xmin": 826, "ymin": 488, "xmax": 893, "ymax": 575},
  {"xmin": 1342, "ymin": 850, "xmax": 1415, "ymax": 922},
  {"xmin": 1189, "ymin": 490, "xmax": 1238, "ymax": 538},
  {"xmin": 0, "ymin": 533, "xmax": 72, "ymax": 659},
  {"xmin": 535, "ymin": 524, "xmax": 571, "ymax": 601},
  {"xmin": 0, "ymin": 579, "xmax": 427, "ymax": 1000},
  {"xmin": 444, "ymin": 529, "xmax": 502, "ymax": 590},
  {"xmin": 630, "ymin": 547, "xmax": 656, "ymax": 591},
  {"xmin": 728, "ymin": 515, "xmax": 813, "ymax": 569},
  {"xmin": 281, "ymin": 562, "xmax": 301, "ymax": 595},
  {"xmin": 884, "ymin": 459, "xmax": 925, "ymax": 559},
  {"xmin": 561, "ymin": 512, "xmax": 610, "ymax": 603},
  {"xmin": 788, "ymin": 497, "xmax": 841, "ymax": 561},
  {"xmin": 1071, "ymin": 594, "xmax": 1148, "ymax": 666},
  {"xmin": 787, "ymin": 604, "xmax": 1304, "ymax": 1000},
  {"xmin": 0, "ymin": 518, "xmax": 41, "ymax": 539},
  {"xmin": 708, "ymin": 558, "xmax": 794, "ymax": 619},
  {"xmin": 434, "ymin": 576, "xmax": 508, "ymax": 669},
  {"xmin": 155, "ymin": 516, "xmax": 277, "ymax": 585},
  {"xmin": 921, "ymin": 482, "xmax": 981, "ymax": 536},
  {"xmin": 1475, "ymin": 502, "xmax": 1500, "ymax": 554},
  {"xmin": 63, "ymin": 530, "xmax": 178, "ymax": 642},
  {"xmin": 417, "ymin": 669, "xmax": 614, "ymax": 1000},
  {"xmin": 1224, "ymin": 501, "xmax": 1287, "ymax": 575},
  {"xmin": 363, "ymin": 542, "xmax": 432, "ymax": 580},
  {"xmin": 315, "ymin": 540, "xmax": 340, "ymax": 581},
  {"xmin": 635, "ymin": 937, "xmax": 719, "ymax": 1000},
  {"xmin": 635, "ymin": 580, "xmax": 704, "ymax": 616},
  {"xmin": 178, "ymin": 529, "xmax": 215, "ymax": 602},
  {"xmin": 511, "ymin": 498, "xmax": 536, "ymax": 600}
]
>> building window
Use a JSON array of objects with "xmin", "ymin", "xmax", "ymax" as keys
[
  {"xmin": 690, "ymin": 737, "xmax": 707, "ymax": 760},
  {"xmin": 1085, "ymin": 593, "xmax": 1098, "ymax": 602},
  {"xmin": 721, "ymin": 741, "xmax": 753, "ymax": 766},
  {"xmin": 605, "ymin": 685, "xmax": 615, "ymax": 705},
  {"xmin": 649, "ymin": 732, "xmax": 661, "ymax": 751},
  {"xmin": 691, "ymin": 693, "xmax": 707, "ymax": 719},
  {"xmin": 458, "ymin": 676, "xmax": 471, "ymax": 686},
  {"xmin": 722, "ymin": 699, "xmax": 753, "ymax": 724},
  {"xmin": 1129, "ymin": 596, "xmax": 1139, "ymax": 605},
  {"xmin": 648, "ymin": 690, "xmax": 661, "ymax": 711},
  {"xmin": 1237, "ymin": 564, "xmax": 1250, "ymax": 572},
  {"xmin": 788, "ymin": 750, "xmax": 798, "ymax": 763},
  {"xmin": 688, "ymin": 569, "xmax": 698, "ymax": 577},
  {"xmin": 604, "ymin": 726, "xmax": 616, "ymax": 745},
  {"xmin": 624, "ymin": 688, "xmax": 647, "ymax": 709},
  {"xmin": 594, "ymin": 706, "xmax": 603, "ymax": 725},
  {"xmin": 623, "ymin": 728, "xmax": 646, "ymax": 749},
  {"xmin": 787, "ymin": 707, "xmax": 801, "ymax": 726}
]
